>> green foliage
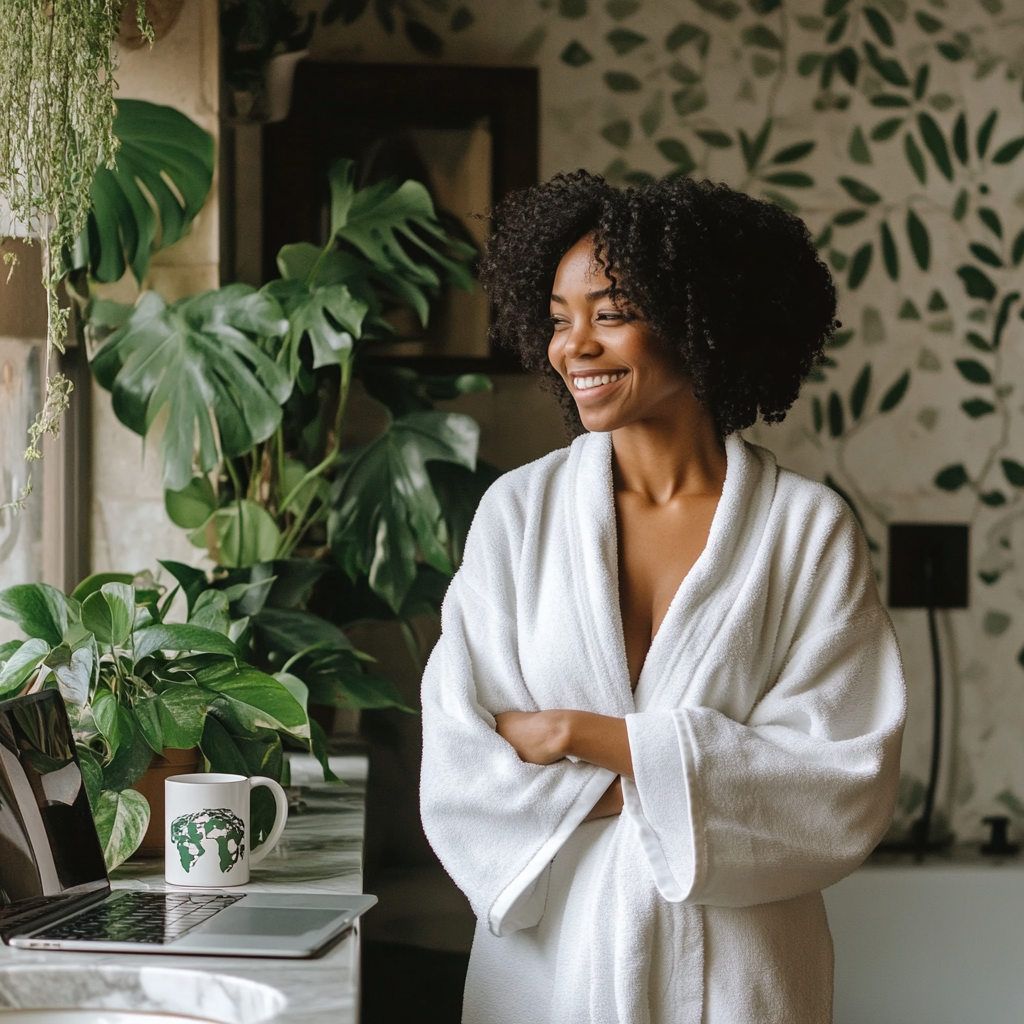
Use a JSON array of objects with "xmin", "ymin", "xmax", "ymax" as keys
[
  {"xmin": 880, "ymin": 222, "xmax": 899, "ymax": 279},
  {"xmin": 955, "ymin": 359, "xmax": 992, "ymax": 385},
  {"xmin": 917, "ymin": 113, "xmax": 952, "ymax": 180},
  {"xmin": 0, "ymin": 0, "xmax": 125, "ymax": 357},
  {"xmin": 850, "ymin": 365, "xmax": 872, "ymax": 419},
  {"xmin": 880, "ymin": 372, "xmax": 910, "ymax": 412},
  {"xmin": 838, "ymin": 177, "xmax": 882, "ymax": 204},
  {"xmin": 935, "ymin": 464, "xmax": 969, "ymax": 491},
  {"xmin": 957, "ymin": 265, "xmax": 997, "ymax": 302},
  {"xmin": 848, "ymin": 243, "xmax": 873, "ymax": 289},
  {"xmin": 904, "ymin": 132, "xmax": 926, "ymax": 184},
  {"xmin": 562, "ymin": 40, "xmax": 593, "ymax": 65},
  {"xmin": 71, "ymin": 101, "xmax": 215, "ymax": 285},
  {"xmin": 605, "ymin": 71, "xmax": 643, "ymax": 91},
  {"xmin": 90, "ymin": 287, "xmax": 292, "ymax": 492},
  {"xmin": 607, "ymin": 28, "xmax": 647, "ymax": 54},
  {"xmin": 329, "ymin": 412, "xmax": 480, "ymax": 612},
  {"xmin": 85, "ymin": 157, "xmax": 489, "ymax": 737},
  {"xmin": 0, "ymin": 573, "xmax": 323, "ymax": 869},
  {"xmin": 906, "ymin": 211, "xmax": 931, "ymax": 269}
]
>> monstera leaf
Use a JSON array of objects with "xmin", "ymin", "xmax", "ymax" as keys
[
  {"xmin": 326, "ymin": 159, "xmax": 476, "ymax": 324},
  {"xmin": 263, "ymin": 270, "xmax": 368, "ymax": 378},
  {"xmin": 328, "ymin": 411, "xmax": 480, "ymax": 612},
  {"xmin": 90, "ymin": 286, "xmax": 292, "ymax": 491},
  {"xmin": 71, "ymin": 99, "xmax": 215, "ymax": 284}
]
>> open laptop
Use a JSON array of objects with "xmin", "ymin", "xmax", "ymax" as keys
[{"xmin": 0, "ymin": 689, "xmax": 376, "ymax": 957}]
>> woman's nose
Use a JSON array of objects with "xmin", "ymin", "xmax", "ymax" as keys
[{"xmin": 562, "ymin": 319, "xmax": 602, "ymax": 357}]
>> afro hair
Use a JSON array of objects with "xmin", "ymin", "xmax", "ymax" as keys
[{"xmin": 479, "ymin": 169, "xmax": 838, "ymax": 436}]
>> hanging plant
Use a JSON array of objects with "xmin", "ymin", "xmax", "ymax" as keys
[{"xmin": 0, "ymin": 0, "xmax": 150, "ymax": 505}]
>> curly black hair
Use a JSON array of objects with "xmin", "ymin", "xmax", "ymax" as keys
[{"xmin": 479, "ymin": 170, "xmax": 838, "ymax": 436}]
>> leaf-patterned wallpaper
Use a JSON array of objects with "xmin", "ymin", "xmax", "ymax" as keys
[{"xmin": 303, "ymin": 0, "xmax": 1024, "ymax": 842}]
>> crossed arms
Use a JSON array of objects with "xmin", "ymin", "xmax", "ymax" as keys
[{"xmin": 494, "ymin": 710, "xmax": 633, "ymax": 820}]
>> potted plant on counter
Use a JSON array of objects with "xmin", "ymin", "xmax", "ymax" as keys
[
  {"xmin": 84, "ymin": 157, "xmax": 500, "ymax": 724},
  {"xmin": 0, "ymin": 572, "xmax": 321, "ymax": 869}
]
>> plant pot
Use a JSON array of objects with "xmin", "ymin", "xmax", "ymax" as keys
[
  {"xmin": 131, "ymin": 746, "xmax": 204, "ymax": 856},
  {"xmin": 264, "ymin": 50, "xmax": 308, "ymax": 123}
]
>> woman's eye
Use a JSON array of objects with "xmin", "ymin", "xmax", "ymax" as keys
[{"xmin": 596, "ymin": 312, "xmax": 622, "ymax": 322}]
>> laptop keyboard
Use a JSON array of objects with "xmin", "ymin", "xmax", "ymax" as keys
[{"xmin": 32, "ymin": 890, "xmax": 242, "ymax": 945}]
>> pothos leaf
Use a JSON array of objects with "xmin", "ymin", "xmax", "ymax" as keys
[
  {"xmin": 195, "ymin": 662, "xmax": 310, "ymax": 737},
  {"xmin": 0, "ymin": 584, "xmax": 75, "ymax": 646},
  {"xmin": 93, "ymin": 789, "xmax": 150, "ymax": 870},
  {"xmin": 0, "ymin": 638, "xmax": 50, "ymax": 698},
  {"xmin": 188, "ymin": 500, "xmax": 282, "ymax": 570}
]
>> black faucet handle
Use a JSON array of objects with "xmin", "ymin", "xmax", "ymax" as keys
[{"xmin": 981, "ymin": 815, "xmax": 1019, "ymax": 856}]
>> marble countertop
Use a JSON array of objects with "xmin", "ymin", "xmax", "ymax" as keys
[{"xmin": 0, "ymin": 756, "xmax": 370, "ymax": 1024}]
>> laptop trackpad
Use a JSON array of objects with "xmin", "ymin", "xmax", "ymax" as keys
[{"xmin": 202, "ymin": 907, "xmax": 342, "ymax": 936}]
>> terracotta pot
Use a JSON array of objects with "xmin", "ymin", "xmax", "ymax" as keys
[
  {"xmin": 131, "ymin": 746, "xmax": 203, "ymax": 856},
  {"xmin": 118, "ymin": 0, "xmax": 185, "ymax": 50}
]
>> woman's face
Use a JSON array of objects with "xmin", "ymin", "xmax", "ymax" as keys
[{"xmin": 547, "ymin": 235, "xmax": 693, "ymax": 434}]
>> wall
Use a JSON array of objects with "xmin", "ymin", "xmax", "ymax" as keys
[
  {"xmin": 90, "ymin": 0, "xmax": 220, "ymax": 579},
  {"xmin": 299, "ymin": 0, "xmax": 1024, "ymax": 843}
]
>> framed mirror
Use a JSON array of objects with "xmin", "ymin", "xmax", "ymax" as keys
[{"xmin": 261, "ymin": 62, "xmax": 539, "ymax": 373}]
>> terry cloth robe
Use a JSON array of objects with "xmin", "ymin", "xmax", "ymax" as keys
[{"xmin": 420, "ymin": 431, "xmax": 906, "ymax": 1024}]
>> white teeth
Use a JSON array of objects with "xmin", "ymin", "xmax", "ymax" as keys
[{"xmin": 573, "ymin": 371, "xmax": 624, "ymax": 392}]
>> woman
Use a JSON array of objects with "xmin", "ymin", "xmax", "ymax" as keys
[{"xmin": 420, "ymin": 171, "xmax": 905, "ymax": 1024}]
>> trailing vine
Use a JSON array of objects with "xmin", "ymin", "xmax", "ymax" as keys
[{"xmin": 0, "ymin": 0, "xmax": 149, "ymax": 505}]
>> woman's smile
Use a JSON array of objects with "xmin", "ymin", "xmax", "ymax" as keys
[{"xmin": 570, "ymin": 370, "xmax": 628, "ymax": 396}]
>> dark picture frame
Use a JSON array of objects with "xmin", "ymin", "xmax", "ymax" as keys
[{"xmin": 262, "ymin": 62, "xmax": 539, "ymax": 374}]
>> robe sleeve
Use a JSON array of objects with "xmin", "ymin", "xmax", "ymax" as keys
[
  {"xmin": 622, "ymin": 498, "xmax": 906, "ymax": 908},
  {"xmin": 420, "ymin": 487, "xmax": 617, "ymax": 937}
]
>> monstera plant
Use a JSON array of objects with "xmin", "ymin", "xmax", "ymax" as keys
[
  {"xmin": 85, "ymin": 158, "xmax": 499, "ymax": 717},
  {"xmin": 0, "ymin": 573, "xmax": 321, "ymax": 869}
]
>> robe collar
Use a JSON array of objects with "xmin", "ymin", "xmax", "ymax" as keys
[{"xmin": 565, "ymin": 430, "xmax": 778, "ymax": 713}]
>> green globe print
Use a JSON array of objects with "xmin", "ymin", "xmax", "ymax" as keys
[{"xmin": 170, "ymin": 807, "xmax": 246, "ymax": 874}]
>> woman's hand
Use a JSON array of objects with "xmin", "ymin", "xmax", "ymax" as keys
[
  {"xmin": 494, "ymin": 710, "xmax": 573, "ymax": 765},
  {"xmin": 494, "ymin": 710, "xmax": 633, "ymax": 779}
]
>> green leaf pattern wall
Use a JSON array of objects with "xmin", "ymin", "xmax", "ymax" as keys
[{"xmin": 306, "ymin": 0, "xmax": 1024, "ymax": 840}]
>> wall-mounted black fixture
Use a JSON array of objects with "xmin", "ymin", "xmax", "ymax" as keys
[
  {"xmin": 887, "ymin": 523, "xmax": 969, "ymax": 857},
  {"xmin": 981, "ymin": 815, "xmax": 1019, "ymax": 857}
]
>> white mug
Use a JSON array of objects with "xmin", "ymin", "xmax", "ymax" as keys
[{"xmin": 164, "ymin": 773, "xmax": 288, "ymax": 887}]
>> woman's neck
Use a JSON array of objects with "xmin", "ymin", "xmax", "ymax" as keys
[{"xmin": 610, "ymin": 396, "xmax": 726, "ymax": 505}]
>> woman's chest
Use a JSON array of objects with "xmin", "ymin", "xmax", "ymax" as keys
[{"xmin": 615, "ymin": 492, "xmax": 719, "ymax": 687}]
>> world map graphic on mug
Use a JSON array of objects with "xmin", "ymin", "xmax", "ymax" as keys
[{"xmin": 169, "ymin": 807, "xmax": 246, "ymax": 873}]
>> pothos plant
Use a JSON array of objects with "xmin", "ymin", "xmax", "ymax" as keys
[
  {"xmin": 86, "ymin": 158, "xmax": 498, "ymax": 714},
  {"xmin": 0, "ymin": 0, "xmax": 153, "ymax": 503},
  {"xmin": 0, "ymin": 572, "xmax": 323, "ymax": 869}
]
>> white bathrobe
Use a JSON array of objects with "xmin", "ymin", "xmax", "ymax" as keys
[{"xmin": 420, "ymin": 431, "xmax": 906, "ymax": 1024}]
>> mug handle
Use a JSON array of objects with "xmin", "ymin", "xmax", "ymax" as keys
[{"xmin": 247, "ymin": 776, "xmax": 289, "ymax": 864}]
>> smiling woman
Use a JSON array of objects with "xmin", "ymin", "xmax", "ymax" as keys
[{"xmin": 420, "ymin": 170, "xmax": 907, "ymax": 1024}]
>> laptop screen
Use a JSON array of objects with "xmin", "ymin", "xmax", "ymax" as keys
[{"xmin": 0, "ymin": 690, "xmax": 108, "ymax": 923}]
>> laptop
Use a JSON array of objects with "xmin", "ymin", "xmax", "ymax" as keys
[{"xmin": 0, "ymin": 689, "xmax": 376, "ymax": 957}]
